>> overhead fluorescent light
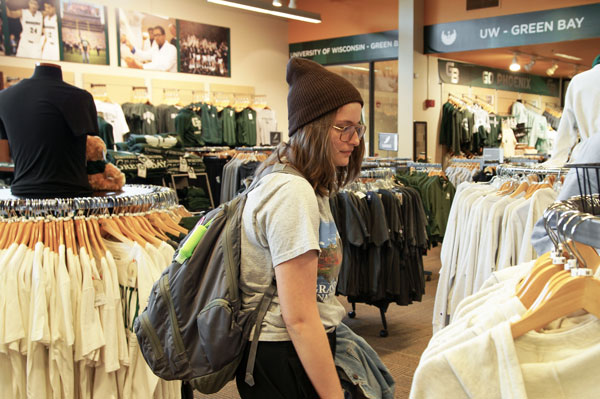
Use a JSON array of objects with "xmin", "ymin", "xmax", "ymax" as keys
[
  {"xmin": 554, "ymin": 52, "xmax": 582, "ymax": 61},
  {"xmin": 206, "ymin": 0, "xmax": 322, "ymax": 23}
]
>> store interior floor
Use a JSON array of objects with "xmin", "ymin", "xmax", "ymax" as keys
[{"xmin": 195, "ymin": 246, "xmax": 442, "ymax": 399}]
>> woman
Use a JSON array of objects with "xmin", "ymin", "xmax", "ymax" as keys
[{"xmin": 235, "ymin": 57, "xmax": 366, "ymax": 398}]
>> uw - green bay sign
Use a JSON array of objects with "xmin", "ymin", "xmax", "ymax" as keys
[
  {"xmin": 439, "ymin": 59, "xmax": 560, "ymax": 97},
  {"xmin": 426, "ymin": 3, "xmax": 600, "ymax": 53}
]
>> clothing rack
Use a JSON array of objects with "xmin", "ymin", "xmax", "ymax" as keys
[
  {"xmin": 0, "ymin": 185, "xmax": 178, "ymax": 216},
  {"xmin": 496, "ymin": 164, "xmax": 568, "ymax": 177},
  {"xmin": 185, "ymin": 146, "xmax": 231, "ymax": 152},
  {"xmin": 362, "ymin": 157, "xmax": 411, "ymax": 170},
  {"xmin": 407, "ymin": 162, "xmax": 442, "ymax": 170},
  {"xmin": 359, "ymin": 167, "xmax": 395, "ymax": 179},
  {"xmin": 544, "ymin": 198, "xmax": 600, "ymax": 250},
  {"xmin": 234, "ymin": 146, "xmax": 276, "ymax": 152}
]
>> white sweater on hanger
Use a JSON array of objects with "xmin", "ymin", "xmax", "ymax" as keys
[
  {"xmin": 547, "ymin": 64, "xmax": 600, "ymax": 166},
  {"xmin": 412, "ymin": 314, "xmax": 600, "ymax": 399}
]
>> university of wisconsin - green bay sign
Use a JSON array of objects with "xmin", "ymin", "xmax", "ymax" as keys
[{"xmin": 289, "ymin": 30, "xmax": 398, "ymax": 64}]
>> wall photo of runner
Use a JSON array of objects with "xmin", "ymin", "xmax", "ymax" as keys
[
  {"xmin": 178, "ymin": 19, "xmax": 230, "ymax": 77},
  {"xmin": 60, "ymin": 0, "xmax": 108, "ymax": 64}
]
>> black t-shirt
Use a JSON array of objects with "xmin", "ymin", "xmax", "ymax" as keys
[{"xmin": 0, "ymin": 66, "xmax": 99, "ymax": 198}]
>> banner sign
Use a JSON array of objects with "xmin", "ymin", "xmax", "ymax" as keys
[
  {"xmin": 439, "ymin": 59, "xmax": 560, "ymax": 97},
  {"xmin": 425, "ymin": 3, "xmax": 600, "ymax": 53},
  {"xmin": 289, "ymin": 30, "xmax": 398, "ymax": 64}
]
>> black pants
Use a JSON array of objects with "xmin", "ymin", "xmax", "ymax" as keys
[{"xmin": 235, "ymin": 331, "xmax": 336, "ymax": 399}]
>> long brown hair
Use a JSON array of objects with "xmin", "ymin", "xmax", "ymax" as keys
[{"xmin": 255, "ymin": 108, "xmax": 364, "ymax": 196}]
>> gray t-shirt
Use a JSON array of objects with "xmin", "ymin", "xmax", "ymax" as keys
[{"xmin": 240, "ymin": 172, "xmax": 345, "ymax": 341}]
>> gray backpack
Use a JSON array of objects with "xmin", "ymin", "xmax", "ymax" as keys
[{"xmin": 134, "ymin": 163, "xmax": 300, "ymax": 394}]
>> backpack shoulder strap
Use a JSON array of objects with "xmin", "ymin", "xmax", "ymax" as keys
[{"xmin": 244, "ymin": 282, "xmax": 276, "ymax": 386}]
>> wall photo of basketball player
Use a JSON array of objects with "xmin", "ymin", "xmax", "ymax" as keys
[{"xmin": 4, "ymin": 0, "xmax": 59, "ymax": 60}]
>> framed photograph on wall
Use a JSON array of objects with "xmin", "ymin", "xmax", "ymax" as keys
[
  {"xmin": 60, "ymin": 0, "xmax": 108, "ymax": 64},
  {"xmin": 3, "ymin": 0, "xmax": 59, "ymax": 60},
  {"xmin": 117, "ymin": 8, "xmax": 178, "ymax": 73},
  {"xmin": 178, "ymin": 19, "xmax": 230, "ymax": 77}
]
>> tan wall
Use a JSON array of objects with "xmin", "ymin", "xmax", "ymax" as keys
[
  {"xmin": 0, "ymin": 0, "xmax": 291, "ymax": 138},
  {"xmin": 289, "ymin": 0, "xmax": 399, "ymax": 43},
  {"xmin": 423, "ymin": 0, "xmax": 600, "ymax": 25}
]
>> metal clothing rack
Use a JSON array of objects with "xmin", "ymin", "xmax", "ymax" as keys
[
  {"xmin": 234, "ymin": 146, "xmax": 276, "ymax": 152},
  {"xmin": 359, "ymin": 167, "xmax": 396, "ymax": 179},
  {"xmin": 496, "ymin": 164, "xmax": 568, "ymax": 177},
  {"xmin": 542, "ymin": 163, "xmax": 600, "ymax": 249},
  {"xmin": 0, "ymin": 184, "xmax": 177, "ymax": 217},
  {"xmin": 407, "ymin": 162, "xmax": 442, "ymax": 170}
]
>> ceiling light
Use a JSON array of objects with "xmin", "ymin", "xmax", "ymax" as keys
[
  {"xmin": 206, "ymin": 0, "xmax": 322, "ymax": 23},
  {"xmin": 272, "ymin": 0, "xmax": 282, "ymax": 6},
  {"xmin": 523, "ymin": 57, "xmax": 536, "ymax": 72},
  {"xmin": 509, "ymin": 53, "xmax": 520, "ymax": 72},
  {"xmin": 554, "ymin": 52, "xmax": 582, "ymax": 61},
  {"xmin": 546, "ymin": 62, "xmax": 558, "ymax": 76},
  {"xmin": 288, "ymin": 0, "xmax": 296, "ymax": 8}
]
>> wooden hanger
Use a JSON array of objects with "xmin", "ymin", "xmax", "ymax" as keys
[
  {"xmin": 113, "ymin": 215, "xmax": 146, "ymax": 246},
  {"xmin": 512, "ymin": 234, "xmax": 600, "ymax": 338},
  {"xmin": 136, "ymin": 214, "xmax": 169, "ymax": 241},
  {"xmin": 126, "ymin": 214, "xmax": 162, "ymax": 247},
  {"xmin": 86, "ymin": 218, "xmax": 103, "ymax": 258},
  {"xmin": 99, "ymin": 216, "xmax": 132, "ymax": 244},
  {"xmin": 28, "ymin": 219, "xmax": 38, "ymax": 250},
  {"xmin": 74, "ymin": 217, "xmax": 92, "ymax": 256},
  {"xmin": 511, "ymin": 274, "xmax": 600, "ymax": 338},
  {"xmin": 89, "ymin": 217, "xmax": 107, "ymax": 254},
  {"xmin": 58, "ymin": 219, "xmax": 65, "ymax": 248},
  {"xmin": 509, "ymin": 180, "xmax": 529, "ymax": 198}
]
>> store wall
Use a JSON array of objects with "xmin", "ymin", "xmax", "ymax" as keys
[
  {"xmin": 424, "ymin": 0, "xmax": 600, "ymax": 24},
  {"xmin": 0, "ymin": 0, "xmax": 291, "ymax": 137},
  {"xmin": 288, "ymin": 0, "xmax": 399, "ymax": 43}
]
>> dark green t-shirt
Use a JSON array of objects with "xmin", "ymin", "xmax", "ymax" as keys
[
  {"xmin": 236, "ymin": 108, "xmax": 257, "ymax": 146},
  {"xmin": 201, "ymin": 103, "xmax": 222, "ymax": 145}
]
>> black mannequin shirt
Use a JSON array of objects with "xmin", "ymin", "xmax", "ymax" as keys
[{"xmin": 0, "ymin": 65, "xmax": 99, "ymax": 198}]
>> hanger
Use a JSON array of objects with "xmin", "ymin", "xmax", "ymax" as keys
[
  {"xmin": 126, "ymin": 213, "xmax": 162, "ymax": 247},
  {"xmin": 113, "ymin": 214, "xmax": 146, "ymax": 246},
  {"xmin": 512, "ymin": 212, "xmax": 600, "ymax": 338},
  {"xmin": 147, "ymin": 211, "xmax": 186, "ymax": 236},
  {"xmin": 511, "ymin": 272, "xmax": 600, "ymax": 338},
  {"xmin": 28, "ymin": 218, "xmax": 39, "ymax": 250},
  {"xmin": 515, "ymin": 204, "xmax": 567, "ymax": 293}
]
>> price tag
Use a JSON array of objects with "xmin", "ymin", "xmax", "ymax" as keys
[
  {"xmin": 137, "ymin": 163, "xmax": 147, "ymax": 178},
  {"xmin": 179, "ymin": 157, "xmax": 189, "ymax": 172},
  {"xmin": 188, "ymin": 167, "xmax": 197, "ymax": 179}
]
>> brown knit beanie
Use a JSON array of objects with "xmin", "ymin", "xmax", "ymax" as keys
[{"xmin": 287, "ymin": 57, "xmax": 363, "ymax": 137}]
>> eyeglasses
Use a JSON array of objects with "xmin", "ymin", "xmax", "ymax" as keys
[{"xmin": 332, "ymin": 123, "xmax": 366, "ymax": 142}]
